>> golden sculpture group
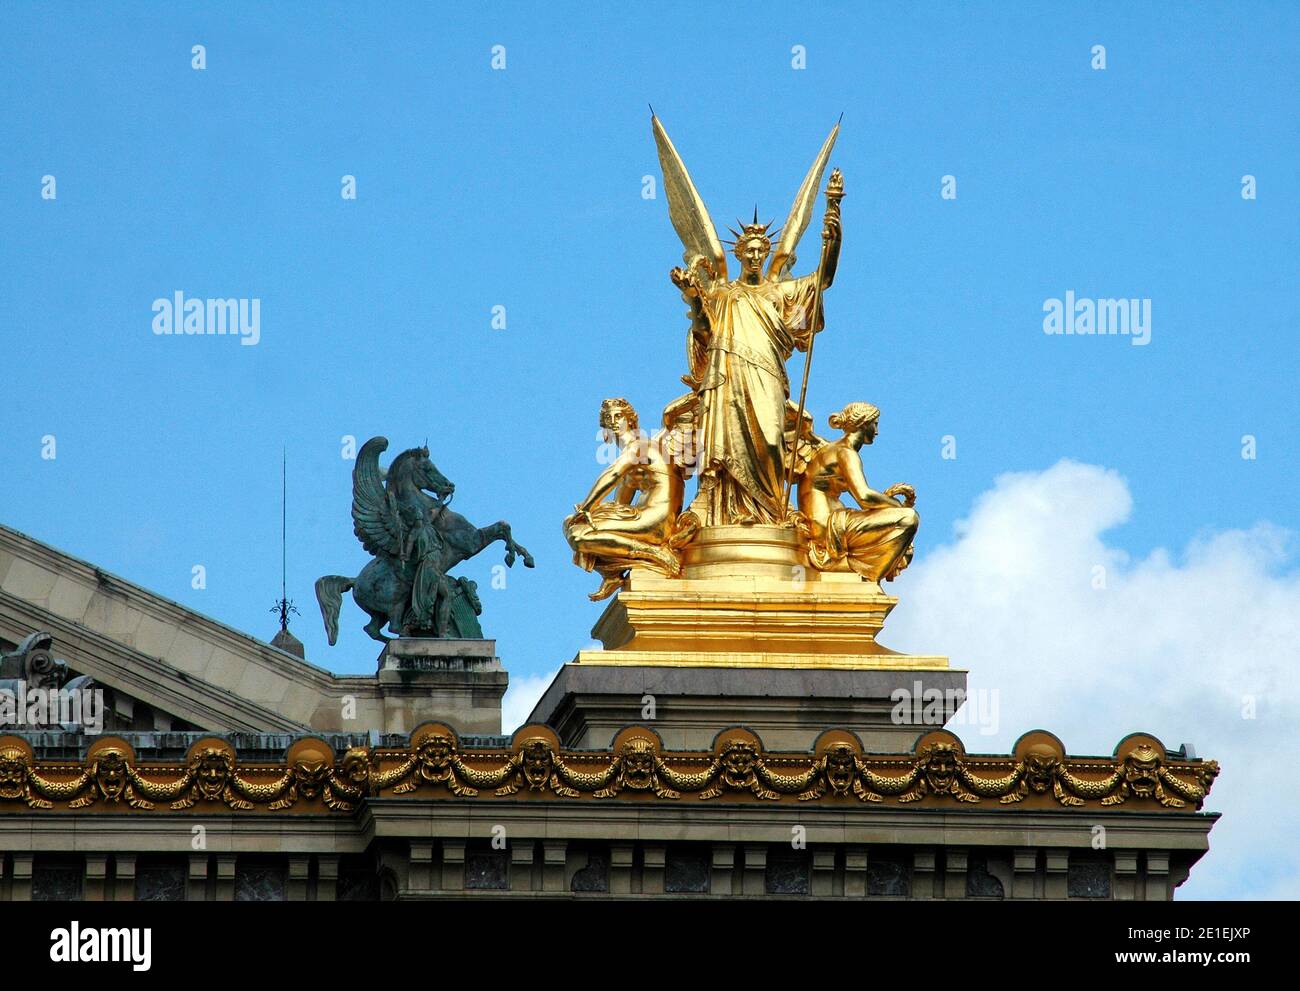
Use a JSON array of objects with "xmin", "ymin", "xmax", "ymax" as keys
[
  {"xmin": 0, "ymin": 728, "xmax": 1218, "ymax": 814},
  {"xmin": 564, "ymin": 116, "xmax": 918, "ymax": 609}
]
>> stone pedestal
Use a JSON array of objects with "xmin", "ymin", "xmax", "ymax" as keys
[
  {"xmin": 527, "ymin": 663, "xmax": 967, "ymax": 752},
  {"xmin": 376, "ymin": 638, "xmax": 506, "ymax": 736}
]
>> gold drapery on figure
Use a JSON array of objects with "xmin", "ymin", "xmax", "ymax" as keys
[
  {"xmin": 690, "ymin": 275, "xmax": 821, "ymax": 525},
  {"xmin": 563, "ymin": 396, "xmax": 696, "ymax": 600},
  {"xmin": 651, "ymin": 112, "xmax": 841, "ymax": 530},
  {"xmin": 811, "ymin": 504, "xmax": 917, "ymax": 582},
  {"xmin": 796, "ymin": 403, "xmax": 919, "ymax": 584}
]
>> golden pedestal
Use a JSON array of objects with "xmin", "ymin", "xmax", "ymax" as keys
[
  {"xmin": 578, "ymin": 526, "xmax": 949, "ymax": 671},
  {"xmin": 544, "ymin": 527, "xmax": 960, "ymax": 749}
]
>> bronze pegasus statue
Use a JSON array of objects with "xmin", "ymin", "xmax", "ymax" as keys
[{"xmin": 316, "ymin": 437, "xmax": 533, "ymax": 644}]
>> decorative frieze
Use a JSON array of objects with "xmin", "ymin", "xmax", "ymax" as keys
[{"xmin": 0, "ymin": 725, "xmax": 1218, "ymax": 815}]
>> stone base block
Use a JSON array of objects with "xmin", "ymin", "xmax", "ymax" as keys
[
  {"xmin": 379, "ymin": 638, "xmax": 500, "ymax": 673},
  {"xmin": 376, "ymin": 638, "xmax": 506, "ymax": 736},
  {"xmin": 527, "ymin": 662, "xmax": 968, "ymax": 752}
]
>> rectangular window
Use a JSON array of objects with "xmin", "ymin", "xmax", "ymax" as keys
[
  {"xmin": 234, "ymin": 857, "xmax": 287, "ymax": 901},
  {"xmin": 33, "ymin": 856, "xmax": 84, "ymax": 902},
  {"xmin": 135, "ymin": 857, "xmax": 186, "ymax": 901}
]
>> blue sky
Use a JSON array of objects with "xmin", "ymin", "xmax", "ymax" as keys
[{"xmin": 1, "ymin": 4, "xmax": 1297, "ymax": 896}]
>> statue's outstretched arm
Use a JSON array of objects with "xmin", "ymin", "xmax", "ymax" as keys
[
  {"xmin": 820, "ymin": 208, "xmax": 842, "ymax": 289},
  {"xmin": 577, "ymin": 449, "xmax": 635, "ymax": 513},
  {"xmin": 813, "ymin": 169, "xmax": 845, "ymax": 290},
  {"xmin": 670, "ymin": 265, "xmax": 710, "ymax": 330},
  {"xmin": 842, "ymin": 449, "xmax": 897, "ymax": 511}
]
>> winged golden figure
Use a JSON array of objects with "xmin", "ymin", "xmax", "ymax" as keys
[{"xmin": 653, "ymin": 112, "xmax": 842, "ymax": 526}]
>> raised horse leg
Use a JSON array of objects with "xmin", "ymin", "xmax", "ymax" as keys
[
  {"xmin": 476, "ymin": 521, "xmax": 535, "ymax": 569},
  {"xmin": 363, "ymin": 610, "xmax": 392, "ymax": 644}
]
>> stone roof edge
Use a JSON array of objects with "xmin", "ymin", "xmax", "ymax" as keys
[{"xmin": 0, "ymin": 523, "xmax": 345, "ymax": 688}]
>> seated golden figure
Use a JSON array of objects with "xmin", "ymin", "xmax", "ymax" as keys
[
  {"xmin": 564, "ymin": 397, "xmax": 696, "ymax": 601},
  {"xmin": 797, "ymin": 402, "xmax": 918, "ymax": 584}
]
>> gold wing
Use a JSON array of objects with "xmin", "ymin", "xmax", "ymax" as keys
[
  {"xmin": 652, "ymin": 114, "xmax": 727, "ymax": 286},
  {"xmin": 767, "ymin": 120, "xmax": 840, "ymax": 282},
  {"xmin": 654, "ymin": 392, "xmax": 701, "ymax": 479},
  {"xmin": 784, "ymin": 401, "xmax": 827, "ymax": 482}
]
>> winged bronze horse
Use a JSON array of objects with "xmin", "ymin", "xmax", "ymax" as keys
[{"xmin": 315, "ymin": 437, "xmax": 534, "ymax": 644}]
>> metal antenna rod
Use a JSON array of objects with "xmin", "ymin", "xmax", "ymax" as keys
[
  {"xmin": 272, "ymin": 445, "xmax": 298, "ymax": 632},
  {"xmin": 281, "ymin": 447, "xmax": 286, "ymax": 608}
]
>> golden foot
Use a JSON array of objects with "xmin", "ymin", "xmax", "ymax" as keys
[
  {"xmin": 589, "ymin": 573, "xmax": 626, "ymax": 601},
  {"xmin": 653, "ymin": 547, "xmax": 684, "ymax": 578}
]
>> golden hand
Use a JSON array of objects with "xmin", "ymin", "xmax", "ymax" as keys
[
  {"xmin": 827, "ymin": 167, "xmax": 844, "ymax": 198},
  {"xmin": 884, "ymin": 483, "xmax": 916, "ymax": 507},
  {"xmin": 670, "ymin": 266, "xmax": 701, "ymax": 297}
]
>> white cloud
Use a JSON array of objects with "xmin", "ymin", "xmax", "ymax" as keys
[
  {"xmin": 501, "ymin": 668, "xmax": 560, "ymax": 736},
  {"xmin": 886, "ymin": 459, "xmax": 1300, "ymax": 900}
]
